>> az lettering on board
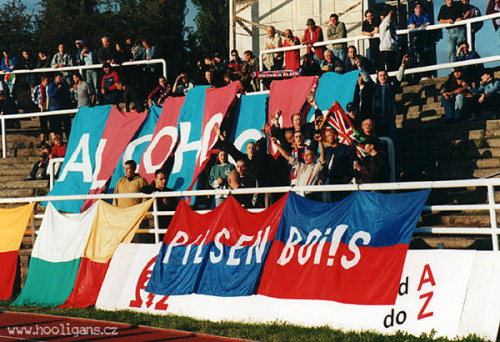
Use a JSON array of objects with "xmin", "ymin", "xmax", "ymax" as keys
[{"xmin": 417, "ymin": 263, "xmax": 436, "ymax": 320}]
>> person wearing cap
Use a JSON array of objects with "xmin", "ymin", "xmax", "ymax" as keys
[
  {"xmin": 355, "ymin": 137, "xmax": 390, "ymax": 184},
  {"xmin": 437, "ymin": 0, "xmax": 467, "ymax": 62},
  {"xmin": 326, "ymin": 13, "xmax": 347, "ymax": 63},
  {"xmin": 468, "ymin": 69, "xmax": 500, "ymax": 119},
  {"xmin": 440, "ymin": 66, "xmax": 472, "ymax": 123},
  {"xmin": 302, "ymin": 18, "xmax": 325, "ymax": 62},
  {"xmin": 263, "ymin": 25, "xmax": 283, "ymax": 71}
]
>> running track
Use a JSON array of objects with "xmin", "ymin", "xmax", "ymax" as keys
[{"xmin": 0, "ymin": 311, "xmax": 251, "ymax": 342}]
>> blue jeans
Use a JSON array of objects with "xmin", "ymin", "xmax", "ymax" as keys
[
  {"xmin": 331, "ymin": 48, "xmax": 346, "ymax": 63},
  {"xmin": 446, "ymin": 27, "xmax": 465, "ymax": 62},
  {"xmin": 441, "ymin": 93, "xmax": 468, "ymax": 120}
]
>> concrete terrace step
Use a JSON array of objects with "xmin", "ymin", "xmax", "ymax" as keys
[{"xmin": 0, "ymin": 180, "xmax": 49, "ymax": 190}]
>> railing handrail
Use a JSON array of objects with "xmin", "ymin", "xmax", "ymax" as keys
[{"xmin": 0, "ymin": 58, "xmax": 167, "ymax": 80}]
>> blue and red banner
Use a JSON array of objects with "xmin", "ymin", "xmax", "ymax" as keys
[
  {"xmin": 146, "ymin": 194, "xmax": 288, "ymax": 296},
  {"xmin": 146, "ymin": 190, "xmax": 429, "ymax": 304}
]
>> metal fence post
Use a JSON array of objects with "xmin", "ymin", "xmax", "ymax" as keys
[
  {"xmin": 487, "ymin": 184, "xmax": 499, "ymax": 251},
  {"xmin": 153, "ymin": 198, "xmax": 160, "ymax": 244},
  {"xmin": 1, "ymin": 116, "xmax": 5, "ymax": 158}
]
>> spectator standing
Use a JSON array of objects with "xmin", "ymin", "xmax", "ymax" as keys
[
  {"xmin": 100, "ymin": 63, "xmax": 119, "ymax": 105},
  {"xmin": 139, "ymin": 169, "xmax": 178, "ymax": 228},
  {"xmin": 302, "ymin": 18, "xmax": 325, "ymax": 62},
  {"xmin": 408, "ymin": 2, "xmax": 433, "ymax": 68},
  {"xmin": 147, "ymin": 76, "xmax": 170, "ymax": 107},
  {"xmin": 36, "ymin": 50, "xmax": 51, "ymax": 69},
  {"xmin": 18, "ymin": 50, "xmax": 37, "ymax": 90},
  {"xmin": 461, "ymin": 0, "xmax": 483, "ymax": 50},
  {"xmin": 51, "ymin": 44, "xmax": 73, "ymax": 85},
  {"xmin": 227, "ymin": 171, "xmax": 254, "ymax": 208},
  {"xmin": 438, "ymin": 0, "xmax": 466, "ymax": 62},
  {"xmin": 326, "ymin": 13, "xmax": 347, "ymax": 63},
  {"xmin": 226, "ymin": 49, "xmax": 244, "ymax": 76},
  {"xmin": 320, "ymin": 50, "xmax": 345, "ymax": 74},
  {"xmin": 74, "ymin": 40, "xmax": 84, "ymax": 66},
  {"xmin": 209, "ymin": 150, "xmax": 236, "ymax": 207},
  {"xmin": 263, "ymin": 25, "xmax": 283, "ymax": 71},
  {"xmin": 379, "ymin": 9, "xmax": 398, "ymax": 71},
  {"xmin": 115, "ymin": 78, "xmax": 144, "ymax": 112},
  {"xmin": 241, "ymin": 50, "xmax": 259, "ymax": 92},
  {"xmin": 1, "ymin": 50, "xmax": 17, "ymax": 98},
  {"xmin": 114, "ymin": 42, "xmax": 133, "ymax": 64},
  {"xmin": 72, "ymin": 72, "xmax": 95, "ymax": 108},
  {"xmin": 32, "ymin": 75, "xmax": 50, "ymax": 145},
  {"xmin": 48, "ymin": 72, "xmax": 72, "ymax": 138},
  {"xmin": 355, "ymin": 137, "xmax": 390, "ymax": 184},
  {"xmin": 113, "ymin": 159, "xmax": 148, "ymax": 208},
  {"xmin": 353, "ymin": 73, "xmax": 375, "ymax": 121},
  {"xmin": 283, "ymin": 29, "xmax": 301, "ymax": 70},
  {"xmin": 172, "ymin": 73, "xmax": 194, "ymax": 96},
  {"xmin": 440, "ymin": 67, "xmax": 472, "ymax": 123},
  {"xmin": 486, "ymin": 0, "xmax": 500, "ymax": 47},
  {"xmin": 362, "ymin": 9, "xmax": 380, "ymax": 68},
  {"xmin": 80, "ymin": 43, "xmax": 98, "ymax": 95},
  {"xmin": 97, "ymin": 36, "xmax": 113, "ymax": 64}
]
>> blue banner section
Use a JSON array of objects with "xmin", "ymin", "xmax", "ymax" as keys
[
  {"xmin": 167, "ymin": 86, "xmax": 208, "ymax": 190},
  {"xmin": 44, "ymin": 106, "xmax": 111, "ymax": 213},
  {"xmin": 277, "ymin": 191, "xmax": 430, "ymax": 247},
  {"xmin": 307, "ymin": 70, "xmax": 360, "ymax": 121},
  {"xmin": 107, "ymin": 106, "xmax": 161, "ymax": 194},
  {"xmin": 230, "ymin": 94, "xmax": 268, "ymax": 153}
]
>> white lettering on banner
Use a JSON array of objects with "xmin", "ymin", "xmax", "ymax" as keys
[
  {"xmin": 142, "ymin": 127, "xmax": 178, "ymax": 174},
  {"xmin": 277, "ymin": 224, "xmax": 369, "ymax": 270},
  {"xmin": 89, "ymin": 139, "xmax": 107, "ymax": 190},
  {"xmin": 163, "ymin": 231, "xmax": 188, "ymax": 264},
  {"xmin": 198, "ymin": 113, "xmax": 224, "ymax": 167},
  {"xmin": 172, "ymin": 122, "xmax": 201, "ymax": 174},
  {"xmin": 230, "ymin": 129, "xmax": 262, "ymax": 164},
  {"xmin": 162, "ymin": 227, "xmax": 272, "ymax": 266},
  {"xmin": 122, "ymin": 134, "xmax": 153, "ymax": 169},
  {"xmin": 59, "ymin": 133, "xmax": 92, "ymax": 182}
]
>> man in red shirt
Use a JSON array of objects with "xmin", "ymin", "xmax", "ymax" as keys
[{"xmin": 302, "ymin": 18, "xmax": 325, "ymax": 62}]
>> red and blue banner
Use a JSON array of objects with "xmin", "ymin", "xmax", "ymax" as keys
[
  {"xmin": 258, "ymin": 191, "xmax": 430, "ymax": 304},
  {"xmin": 138, "ymin": 97, "xmax": 185, "ymax": 184},
  {"xmin": 146, "ymin": 190, "xmax": 429, "ymax": 304},
  {"xmin": 146, "ymin": 195, "xmax": 287, "ymax": 296}
]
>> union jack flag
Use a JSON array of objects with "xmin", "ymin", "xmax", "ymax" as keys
[{"xmin": 324, "ymin": 102, "xmax": 366, "ymax": 158}]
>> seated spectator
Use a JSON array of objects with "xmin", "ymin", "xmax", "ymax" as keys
[
  {"xmin": 283, "ymin": 29, "xmax": 301, "ymax": 70},
  {"xmin": 209, "ymin": 149, "xmax": 236, "ymax": 207},
  {"xmin": 300, "ymin": 53, "xmax": 322, "ymax": 77},
  {"xmin": 32, "ymin": 75, "xmax": 50, "ymax": 145},
  {"xmin": 372, "ymin": 55, "xmax": 408, "ymax": 140},
  {"xmin": 321, "ymin": 50, "xmax": 345, "ymax": 74},
  {"xmin": 140, "ymin": 169, "xmax": 178, "ymax": 228},
  {"xmin": 345, "ymin": 45, "xmax": 372, "ymax": 73},
  {"xmin": 461, "ymin": 0, "xmax": 483, "ymax": 50},
  {"xmin": 49, "ymin": 134, "xmax": 67, "ymax": 177},
  {"xmin": 227, "ymin": 171, "xmax": 253, "ymax": 208},
  {"xmin": 302, "ymin": 18, "xmax": 325, "ymax": 62},
  {"xmin": 440, "ymin": 66, "xmax": 472, "ymax": 123},
  {"xmin": 226, "ymin": 49, "xmax": 243, "ymax": 77},
  {"xmin": 320, "ymin": 127, "xmax": 355, "ymax": 201},
  {"xmin": 326, "ymin": 13, "xmax": 347, "ymax": 63},
  {"xmin": 100, "ymin": 63, "xmax": 119, "ymax": 105},
  {"xmin": 272, "ymin": 134, "xmax": 325, "ymax": 199},
  {"xmin": 36, "ymin": 50, "xmax": 51, "ymax": 69},
  {"xmin": 147, "ymin": 76, "xmax": 170, "ymax": 107},
  {"xmin": 469, "ymin": 69, "xmax": 500, "ymax": 119},
  {"xmin": 25, "ymin": 143, "xmax": 51, "ymax": 180},
  {"xmin": 354, "ymin": 137, "xmax": 390, "ymax": 184},
  {"xmin": 48, "ymin": 72, "xmax": 72, "ymax": 138},
  {"xmin": 72, "ymin": 72, "xmax": 95, "ymax": 108},
  {"xmin": 486, "ymin": 0, "xmax": 500, "ymax": 47},
  {"xmin": 263, "ymin": 25, "xmax": 283, "ymax": 71},
  {"xmin": 113, "ymin": 159, "xmax": 148, "ymax": 208},
  {"xmin": 241, "ymin": 50, "xmax": 259, "ymax": 92},
  {"xmin": 455, "ymin": 42, "xmax": 483, "ymax": 86},
  {"xmin": 115, "ymin": 78, "xmax": 144, "ymax": 112},
  {"xmin": 362, "ymin": 9, "xmax": 380, "ymax": 67},
  {"xmin": 172, "ymin": 72, "xmax": 194, "ymax": 96}
]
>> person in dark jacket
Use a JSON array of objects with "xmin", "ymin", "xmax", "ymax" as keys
[
  {"xmin": 355, "ymin": 136, "xmax": 390, "ymax": 184},
  {"xmin": 115, "ymin": 78, "xmax": 144, "ymax": 112},
  {"xmin": 48, "ymin": 72, "xmax": 72, "ymax": 137},
  {"xmin": 140, "ymin": 169, "xmax": 178, "ymax": 229}
]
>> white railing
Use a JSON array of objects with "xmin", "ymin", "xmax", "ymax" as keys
[
  {"xmin": 7, "ymin": 178, "xmax": 500, "ymax": 250},
  {"xmin": 258, "ymin": 12, "xmax": 500, "ymax": 75}
]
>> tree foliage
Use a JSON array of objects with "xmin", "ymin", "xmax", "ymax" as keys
[
  {"xmin": 0, "ymin": 0, "xmax": 35, "ymax": 53},
  {"xmin": 190, "ymin": 0, "xmax": 229, "ymax": 59}
]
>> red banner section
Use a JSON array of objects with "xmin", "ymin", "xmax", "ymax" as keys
[
  {"xmin": 138, "ymin": 97, "xmax": 185, "ymax": 184},
  {"xmin": 188, "ymin": 81, "xmax": 241, "ymax": 190},
  {"xmin": 81, "ymin": 108, "xmax": 147, "ymax": 212}
]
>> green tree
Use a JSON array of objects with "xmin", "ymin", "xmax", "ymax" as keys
[
  {"xmin": 0, "ymin": 0, "xmax": 35, "ymax": 54},
  {"xmin": 190, "ymin": 0, "xmax": 229, "ymax": 58}
]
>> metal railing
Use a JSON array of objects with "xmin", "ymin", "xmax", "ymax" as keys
[
  {"xmin": 6, "ymin": 178, "xmax": 500, "ymax": 250},
  {"xmin": 258, "ymin": 11, "xmax": 500, "ymax": 76}
]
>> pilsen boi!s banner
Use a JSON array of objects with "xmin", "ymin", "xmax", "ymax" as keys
[
  {"xmin": 41, "ymin": 72, "xmax": 359, "ymax": 213},
  {"xmin": 147, "ymin": 190, "xmax": 430, "ymax": 304}
]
